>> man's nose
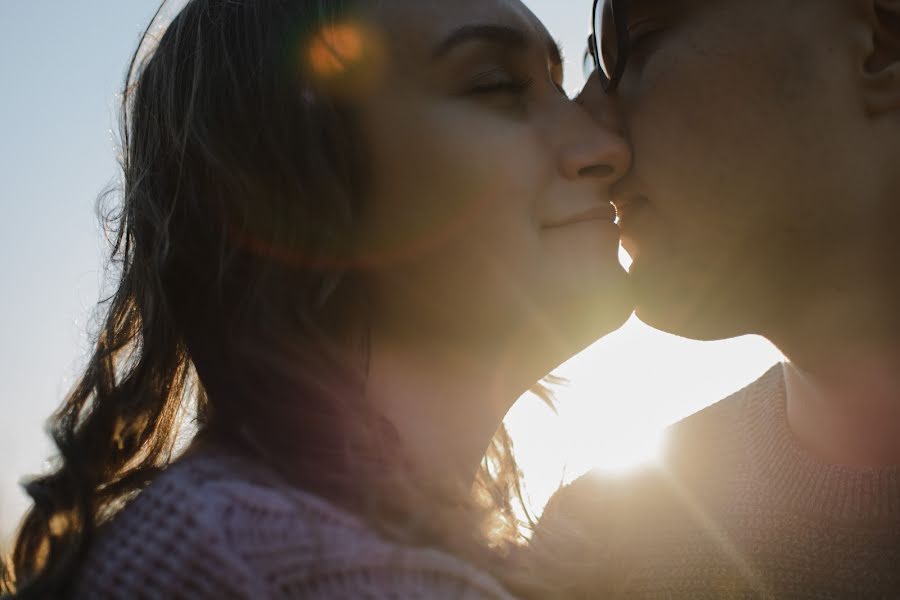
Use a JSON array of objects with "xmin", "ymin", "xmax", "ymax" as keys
[{"xmin": 575, "ymin": 72, "xmax": 625, "ymax": 136}]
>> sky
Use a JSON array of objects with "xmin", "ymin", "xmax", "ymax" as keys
[{"xmin": 0, "ymin": 1, "xmax": 782, "ymax": 548}]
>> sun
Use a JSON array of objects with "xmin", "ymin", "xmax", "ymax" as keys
[
  {"xmin": 505, "ymin": 376, "xmax": 667, "ymax": 516},
  {"xmin": 506, "ymin": 310, "xmax": 784, "ymax": 518},
  {"xmin": 577, "ymin": 424, "xmax": 665, "ymax": 473}
]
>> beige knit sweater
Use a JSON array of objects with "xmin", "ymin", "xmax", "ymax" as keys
[
  {"xmin": 529, "ymin": 364, "xmax": 900, "ymax": 599},
  {"xmin": 71, "ymin": 448, "xmax": 516, "ymax": 599}
]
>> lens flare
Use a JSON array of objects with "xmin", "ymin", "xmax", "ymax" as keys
[{"xmin": 309, "ymin": 24, "xmax": 365, "ymax": 77}]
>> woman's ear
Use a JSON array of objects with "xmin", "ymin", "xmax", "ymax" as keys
[{"xmin": 863, "ymin": 0, "xmax": 900, "ymax": 114}]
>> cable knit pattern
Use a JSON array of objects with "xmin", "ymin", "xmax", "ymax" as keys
[
  {"xmin": 530, "ymin": 364, "xmax": 900, "ymax": 599},
  {"xmin": 71, "ymin": 449, "xmax": 515, "ymax": 599}
]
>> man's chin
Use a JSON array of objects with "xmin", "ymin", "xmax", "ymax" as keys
[
  {"xmin": 633, "ymin": 293, "xmax": 748, "ymax": 343},
  {"xmin": 628, "ymin": 258, "xmax": 745, "ymax": 341}
]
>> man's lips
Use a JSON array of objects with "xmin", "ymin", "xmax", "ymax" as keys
[
  {"xmin": 542, "ymin": 204, "xmax": 617, "ymax": 229},
  {"xmin": 613, "ymin": 194, "xmax": 649, "ymax": 227},
  {"xmin": 614, "ymin": 195, "xmax": 652, "ymax": 261}
]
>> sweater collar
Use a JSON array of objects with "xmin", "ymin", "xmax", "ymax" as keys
[{"xmin": 743, "ymin": 364, "xmax": 900, "ymax": 521}]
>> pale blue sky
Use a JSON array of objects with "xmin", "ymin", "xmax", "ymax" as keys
[{"xmin": 0, "ymin": 1, "xmax": 781, "ymax": 545}]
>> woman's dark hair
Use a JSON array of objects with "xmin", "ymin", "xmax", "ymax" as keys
[{"xmin": 1, "ymin": 0, "xmax": 548, "ymax": 597}]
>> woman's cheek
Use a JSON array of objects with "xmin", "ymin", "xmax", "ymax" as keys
[{"xmin": 362, "ymin": 92, "xmax": 548, "ymax": 258}]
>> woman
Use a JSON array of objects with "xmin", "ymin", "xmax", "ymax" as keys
[{"xmin": 2, "ymin": 0, "xmax": 632, "ymax": 597}]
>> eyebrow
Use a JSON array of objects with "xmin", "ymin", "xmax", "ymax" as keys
[{"xmin": 432, "ymin": 24, "xmax": 564, "ymax": 66}]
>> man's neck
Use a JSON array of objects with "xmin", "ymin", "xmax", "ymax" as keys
[
  {"xmin": 766, "ymin": 267, "xmax": 900, "ymax": 467},
  {"xmin": 782, "ymin": 343, "xmax": 900, "ymax": 468}
]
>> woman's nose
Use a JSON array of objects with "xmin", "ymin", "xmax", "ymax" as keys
[{"xmin": 557, "ymin": 72, "xmax": 630, "ymax": 182}]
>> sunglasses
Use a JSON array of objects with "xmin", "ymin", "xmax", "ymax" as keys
[{"xmin": 584, "ymin": 0, "xmax": 629, "ymax": 91}]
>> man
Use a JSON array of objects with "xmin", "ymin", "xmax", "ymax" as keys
[{"xmin": 530, "ymin": 0, "xmax": 900, "ymax": 597}]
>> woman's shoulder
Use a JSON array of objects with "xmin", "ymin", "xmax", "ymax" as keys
[{"xmin": 73, "ymin": 446, "xmax": 515, "ymax": 599}]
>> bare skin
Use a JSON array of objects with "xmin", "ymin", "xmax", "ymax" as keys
[
  {"xmin": 581, "ymin": 0, "xmax": 900, "ymax": 467},
  {"xmin": 344, "ymin": 0, "xmax": 634, "ymax": 487}
]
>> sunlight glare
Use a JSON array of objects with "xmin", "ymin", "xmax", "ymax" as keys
[
  {"xmin": 619, "ymin": 243, "xmax": 633, "ymax": 270},
  {"xmin": 579, "ymin": 423, "xmax": 665, "ymax": 473},
  {"xmin": 308, "ymin": 24, "xmax": 365, "ymax": 77},
  {"xmin": 506, "ymin": 314, "xmax": 782, "ymax": 518}
]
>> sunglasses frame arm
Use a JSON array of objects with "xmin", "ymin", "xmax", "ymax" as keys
[{"xmin": 588, "ymin": 0, "xmax": 631, "ymax": 92}]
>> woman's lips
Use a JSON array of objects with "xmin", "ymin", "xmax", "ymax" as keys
[{"xmin": 542, "ymin": 204, "xmax": 618, "ymax": 229}]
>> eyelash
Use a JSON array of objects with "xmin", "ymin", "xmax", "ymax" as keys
[{"xmin": 470, "ymin": 77, "xmax": 535, "ymax": 95}]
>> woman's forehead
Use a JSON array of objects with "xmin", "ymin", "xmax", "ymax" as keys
[{"xmin": 367, "ymin": 0, "xmax": 553, "ymax": 59}]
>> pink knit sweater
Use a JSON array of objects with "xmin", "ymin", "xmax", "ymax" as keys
[{"xmin": 71, "ymin": 449, "xmax": 516, "ymax": 599}]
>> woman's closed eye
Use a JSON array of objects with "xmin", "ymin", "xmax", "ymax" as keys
[
  {"xmin": 467, "ymin": 68, "xmax": 534, "ymax": 96},
  {"xmin": 466, "ymin": 66, "xmax": 567, "ymax": 104}
]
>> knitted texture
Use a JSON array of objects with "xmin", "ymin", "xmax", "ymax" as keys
[
  {"xmin": 529, "ymin": 364, "xmax": 900, "ymax": 599},
  {"xmin": 70, "ymin": 449, "xmax": 516, "ymax": 599}
]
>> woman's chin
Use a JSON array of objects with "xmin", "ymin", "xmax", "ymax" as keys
[
  {"xmin": 503, "ymin": 265, "xmax": 634, "ymax": 375},
  {"xmin": 559, "ymin": 271, "xmax": 634, "ymax": 353}
]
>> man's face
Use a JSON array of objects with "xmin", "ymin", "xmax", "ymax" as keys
[{"xmin": 585, "ymin": 0, "xmax": 891, "ymax": 341}]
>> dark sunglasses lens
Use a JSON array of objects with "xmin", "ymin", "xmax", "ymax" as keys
[
  {"xmin": 594, "ymin": 0, "xmax": 618, "ymax": 82},
  {"xmin": 583, "ymin": 37, "xmax": 596, "ymax": 80}
]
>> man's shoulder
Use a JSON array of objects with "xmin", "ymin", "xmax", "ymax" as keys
[
  {"xmin": 525, "ymin": 366, "xmax": 787, "ymax": 596},
  {"xmin": 664, "ymin": 383, "xmax": 748, "ymax": 465},
  {"xmin": 533, "ymin": 368, "xmax": 780, "ymax": 550},
  {"xmin": 554, "ymin": 381, "xmax": 754, "ymax": 510}
]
